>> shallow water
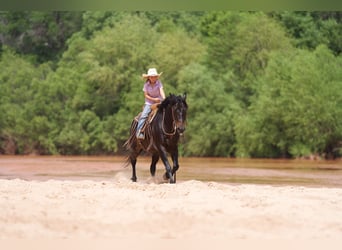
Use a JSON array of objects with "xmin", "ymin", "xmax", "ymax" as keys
[{"xmin": 0, "ymin": 156, "xmax": 341, "ymax": 187}]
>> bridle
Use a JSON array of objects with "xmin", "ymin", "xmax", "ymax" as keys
[
  {"xmin": 162, "ymin": 107, "xmax": 177, "ymax": 136},
  {"xmin": 160, "ymin": 95, "xmax": 187, "ymax": 137}
]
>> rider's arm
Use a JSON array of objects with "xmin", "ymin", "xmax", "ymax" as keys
[
  {"xmin": 160, "ymin": 87, "xmax": 166, "ymax": 100},
  {"xmin": 144, "ymin": 91, "xmax": 161, "ymax": 103}
]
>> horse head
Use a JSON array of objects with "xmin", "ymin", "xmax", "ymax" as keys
[
  {"xmin": 160, "ymin": 93, "xmax": 188, "ymax": 135},
  {"xmin": 174, "ymin": 93, "xmax": 188, "ymax": 135}
]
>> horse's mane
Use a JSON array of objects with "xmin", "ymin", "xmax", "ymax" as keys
[
  {"xmin": 158, "ymin": 94, "xmax": 175, "ymax": 111},
  {"xmin": 158, "ymin": 93, "xmax": 187, "ymax": 112}
]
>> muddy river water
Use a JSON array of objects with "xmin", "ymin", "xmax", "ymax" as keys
[{"xmin": 0, "ymin": 156, "xmax": 341, "ymax": 187}]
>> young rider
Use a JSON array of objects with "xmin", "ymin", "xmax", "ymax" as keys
[{"xmin": 136, "ymin": 68, "xmax": 166, "ymax": 139}]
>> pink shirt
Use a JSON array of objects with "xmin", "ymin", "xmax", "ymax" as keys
[{"xmin": 143, "ymin": 80, "xmax": 164, "ymax": 105}]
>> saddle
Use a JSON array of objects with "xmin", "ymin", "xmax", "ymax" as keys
[{"xmin": 134, "ymin": 103, "xmax": 159, "ymax": 132}]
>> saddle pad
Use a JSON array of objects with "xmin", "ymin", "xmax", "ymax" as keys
[{"xmin": 134, "ymin": 108, "xmax": 158, "ymax": 124}]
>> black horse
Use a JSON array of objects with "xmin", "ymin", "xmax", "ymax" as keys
[{"xmin": 124, "ymin": 93, "xmax": 188, "ymax": 184}]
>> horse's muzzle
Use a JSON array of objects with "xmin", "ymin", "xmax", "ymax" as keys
[{"xmin": 177, "ymin": 126, "xmax": 186, "ymax": 135}]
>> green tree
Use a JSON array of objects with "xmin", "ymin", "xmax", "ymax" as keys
[
  {"xmin": 152, "ymin": 29, "xmax": 205, "ymax": 90},
  {"xmin": 272, "ymin": 11, "xmax": 342, "ymax": 54},
  {"xmin": 235, "ymin": 45, "xmax": 342, "ymax": 158},
  {"xmin": 177, "ymin": 63, "xmax": 239, "ymax": 156},
  {"xmin": 0, "ymin": 11, "xmax": 83, "ymax": 63},
  {"xmin": 144, "ymin": 11, "xmax": 204, "ymax": 35},
  {"xmin": 80, "ymin": 11, "xmax": 124, "ymax": 38},
  {"xmin": 230, "ymin": 12, "xmax": 293, "ymax": 107},
  {"xmin": 200, "ymin": 11, "xmax": 246, "ymax": 74},
  {"xmin": 0, "ymin": 48, "xmax": 52, "ymax": 154},
  {"xmin": 73, "ymin": 15, "xmax": 156, "ymax": 116},
  {"xmin": 201, "ymin": 12, "xmax": 293, "ymax": 107}
]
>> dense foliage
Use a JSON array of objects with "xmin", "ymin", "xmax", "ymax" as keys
[{"xmin": 0, "ymin": 11, "xmax": 341, "ymax": 158}]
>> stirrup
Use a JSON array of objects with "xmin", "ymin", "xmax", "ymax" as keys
[{"xmin": 136, "ymin": 131, "xmax": 145, "ymax": 140}]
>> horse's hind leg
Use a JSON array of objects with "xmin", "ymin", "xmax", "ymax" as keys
[
  {"xmin": 130, "ymin": 150, "xmax": 141, "ymax": 182},
  {"xmin": 130, "ymin": 156, "xmax": 137, "ymax": 182},
  {"xmin": 150, "ymin": 153, "xmax": 159, "ymax": 177}
]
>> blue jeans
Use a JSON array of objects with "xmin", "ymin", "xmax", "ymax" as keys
[{"xmin": 136, "ymin": 104, "xmax": 151, "ymax": 135}]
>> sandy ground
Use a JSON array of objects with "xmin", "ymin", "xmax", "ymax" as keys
[{"xmin": 1, "ymin": 174, "xmax": 342, "ymax": 240}]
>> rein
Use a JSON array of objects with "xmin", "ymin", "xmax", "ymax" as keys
[{"xmin": 162, "ymin": 108, "xmax": 177, "ymax": 136}]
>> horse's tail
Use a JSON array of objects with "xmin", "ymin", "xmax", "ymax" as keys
[
  {"xmin": 123, "ymin": 119, "xmax": 138, "ymax": 152},
  {"xmin": 122, "ymin": 119, "xmax": 138, "ymax": 168},
  {"xmin": 146, "ymin": 125, "xmax": 155, "ymax": 152}
]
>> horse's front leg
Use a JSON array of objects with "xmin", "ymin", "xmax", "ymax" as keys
[
  {"xmin": 158, "ymin": 147, "xmax": 175, "ymax": 184},
  {"xmin": 150, "ymin": 153, "xmax": 159, "ymax": 177},
  {"xmin": 170, "ymin": 149, "xmax": 179, "ymax": 183}
]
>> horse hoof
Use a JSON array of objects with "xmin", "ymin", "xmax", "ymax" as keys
[
  {"xmin": 163, "ymin": 173, "xmax": 169, "ymax": 180},
  {"xmin": 163, "ymin": 173, "xmax": 175, "ymax": 184},
  {"xmin": 131, "ymin": 177, "xmax": 137, "ymax": 182}
]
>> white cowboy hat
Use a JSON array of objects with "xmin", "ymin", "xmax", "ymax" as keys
[{"xmin": 142, "ymin": 68, "xmax": 163, "ymax": 79}]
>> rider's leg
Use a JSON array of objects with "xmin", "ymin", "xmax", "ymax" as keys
[{"xmin": 136, "ymin": 104, "xmax": 151, "ymax": 139}]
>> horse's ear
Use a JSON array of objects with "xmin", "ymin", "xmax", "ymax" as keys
[{"xmin": 183, "ymin": 92, "xmax": 187, "ymax": 101}]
